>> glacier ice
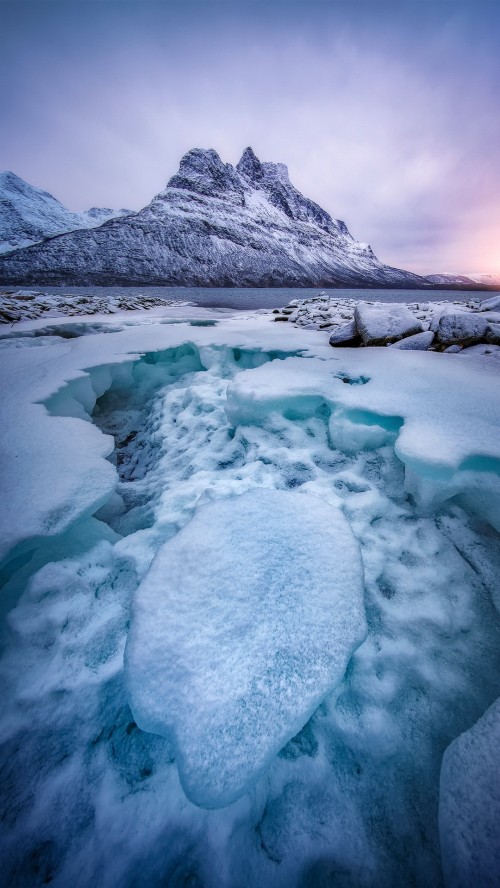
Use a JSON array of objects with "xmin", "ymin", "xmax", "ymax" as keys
[
  {"xmin": 0, "ymin": 310, "xmax": 500, "ymax": 885},
  {"xmin": 126, "ymin": 488, "xmax": 366, "ymax": 808}
]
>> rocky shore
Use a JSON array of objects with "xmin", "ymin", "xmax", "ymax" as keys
[{"xmin": 274, "ymin": 291, "xmax": 500, "ymax": 358}]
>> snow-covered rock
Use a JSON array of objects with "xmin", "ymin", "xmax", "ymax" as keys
[
  {"xmin": 389, "ymin": 331, "xmax": 435, "ymax": 350},
  {"xmin": 0, "ymin": 148, "xmax": 428, "ymax": 287},
  {"xmin": 126, "ymin": 488, "xmax": 366, "ymax": 808},
  {"xmin": 478, "ymin": 293, "xmax": 500, "ymax": 312},
  {"xmin": 329, "ymin": 319, "xmax": 361, "ymax": 347},
  {"xmin": 0, "ymin": 171, "xmax": 131, "ymax": 254},
  {"xmin": 485, "ymin": 322, "xmax": 500, "ymax": 345},
  {"xmin": 354, "ymin": 302, "xmax": 423, "ymax": 346},
  {"xmin": 431, "ymin": 309, "xmax": 489, "ymax": 346},
  {"xmin": 439, "ymin": 697, "xmax": 500, "ymax": 887}
]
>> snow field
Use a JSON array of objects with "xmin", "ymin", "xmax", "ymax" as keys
[{"xmin": 0, "ymin": 315, "xmax": 499, "ymax": 885}]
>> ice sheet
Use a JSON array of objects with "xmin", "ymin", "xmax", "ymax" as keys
[{"xmin": 1, "ymin": 311, "xmax": 500, "ymax": 885}]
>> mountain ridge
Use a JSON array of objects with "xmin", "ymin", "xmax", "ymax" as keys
[
  {"xmin": 0, "ymin": 171, "xmax": 132, "ymax": 256},
  {"xmin": 0, "ymin": 149, "xmax": 489, "ymax": 289}
]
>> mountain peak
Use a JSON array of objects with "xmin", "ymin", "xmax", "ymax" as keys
[
  {"xmin": 0, "ymin": 170, "xmax": 21, "ymax": 185},
  {"xmin": 1, "ymin": 171, "xmax": 36, "ymax": 195},
  {"xmin": 166, "ymin": 148, "xmax": 244, "ymax": 204},
  {"xmin": 0, "ymin": 147, "xmax": 425, "ymax": 288},
  {"xmin": 178, "ymin": 147, "xmax": 223, "ymax": 173},
  {"xmin": 236, "ymin": 147, "xmax": 263, "ymax": 181}
]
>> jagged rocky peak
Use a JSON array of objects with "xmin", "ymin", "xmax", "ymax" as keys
[
  {"xmin": 237, "ymin": 147, "xmax": 290, "ymax": 186},
  {"xmin": 237, "ymin": 147, "xmax": 264, "ymax": 181},
  {"xmin": 167, "ymin": 147, "xmax": 245, "ymax": 205}
]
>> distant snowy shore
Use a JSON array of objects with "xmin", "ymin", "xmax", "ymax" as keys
[{"xmin": 2, "ymin": 285, "xmax": 500, "ymax": 360}]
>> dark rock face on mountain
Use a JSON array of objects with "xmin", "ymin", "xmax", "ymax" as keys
[
  {"xmin": 0, "ymin": 171, "xmax": 131, "ymax": 255},
  {"xmin": 0, "ymin": 148, "xmax": 428, "ymax": 287}
]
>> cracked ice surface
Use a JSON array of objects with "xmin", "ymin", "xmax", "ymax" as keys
[{"xmin": 1, "ymin": 311, "xmax": 500, "ymax": 886}]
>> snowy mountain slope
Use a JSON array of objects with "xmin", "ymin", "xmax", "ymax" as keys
[
  {"xmin": 0, "ymin": 148, "xmax": 428, "ymax": 287},
  {"xmin": 0, "ymin": 171, "xmax": 131, "ymax": 254}
]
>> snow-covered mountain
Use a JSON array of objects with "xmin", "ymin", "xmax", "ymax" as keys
[
  {"xmin": 0, "ymin": 148, "xmax": 427, "ymax": 287},
  {"xmin": 464, "ymin": 273, "xmax": 500, "ymax": 288},
  {"xmin": 0, "ymin": 171, "xmax": 131, "ymax": 254}
]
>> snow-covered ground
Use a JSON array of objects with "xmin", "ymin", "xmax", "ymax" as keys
[{"xmin": 1, "ymin": 307, "xmax": 499, "ymax": 886}]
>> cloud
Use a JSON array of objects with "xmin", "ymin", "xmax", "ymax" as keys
[{"xmin": 0, "ymin": 0, "xmax": 499, "ymax": 274}]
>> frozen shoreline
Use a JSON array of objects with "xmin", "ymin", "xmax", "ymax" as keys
[
  {"xmin": 1, "ymin": 283, "xmax": 498, "ymax": 323},
  {"xmin": 0, "ymin": 307, "xmax": 499, "ymax": 885}
]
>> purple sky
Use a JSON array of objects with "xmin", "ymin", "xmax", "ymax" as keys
[{"xmin": 1, "ymin": 0, "xmax": 499, "ymax": 275}]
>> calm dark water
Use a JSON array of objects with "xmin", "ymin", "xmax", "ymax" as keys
[{"xmin": 6, "ymin": 285, "xmax": 492, "ymax": 310}]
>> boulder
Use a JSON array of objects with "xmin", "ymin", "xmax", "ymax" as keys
[
  {"xmin": 389, "ymin": 331, "xmax": 435, "ymax": 351},
  {"xmin": 329, "ymin": 320, "xmax": 361, "ymax": 347},
  {"xmin": 432, "ymin": 310, "xmax": 488, "ymax": 346},
  {"xmin": 478, "ymin": 294, "xmax": 500, "ymax": 312},
  {"xmin": 485, "ymin": 323, "xmax": 500, "ymax": 345},
  {"xmin": 354, "ymin": 302, "xmax": 423, "ymax": 346}
]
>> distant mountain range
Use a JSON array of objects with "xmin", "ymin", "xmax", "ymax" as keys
[
  {"xmin": 0, "ymin": 150, "xmax": 497, "ymax": 289},
  {"xmin": 0, "ymin": 171, "xmax": 131, "ymax": 254}
]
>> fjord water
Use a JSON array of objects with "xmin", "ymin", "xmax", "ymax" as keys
[{"xmin": 5, "ymin": 285, "xmax": 485, "ymax": 310}]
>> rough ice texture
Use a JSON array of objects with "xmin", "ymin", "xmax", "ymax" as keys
[
  {"xmin": 126, "ymin": 488, "xmax": 366, "ymax": 808},
  {"xmin": 0, "ymin": 148, "xmax": 427, "ymax": 288},
  {"xmin": 0, "ymin": 171, "xmax": 130, "ymax": 254},
  {"xmin": 439, "ymin": 696, "xmax": 500, "ymax": 887},
  {"xmin": 0, "ymin": 314, "xmax": 323, "ymax": 563},
  {"xmin": 389, "ymin": 330, "xmax": 435, "ymax": 350},
  {"xmin": 431, "ymin": 309, "xmax": 489, "ymax": 345},
  {"xmin": 354, "ymin": 302, "xmax": 423, "ymax": 345},
  {"xmin": 226, "ymin": 346, "xmax": 500, "ymax": 530}
]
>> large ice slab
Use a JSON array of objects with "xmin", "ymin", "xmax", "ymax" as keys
[
  {"xmin": 439, "ymin": 696, "xmax": 500, "ymax": 887},
  {"xmin": 126, "ymin": 488, "xmax": 366, "ymax": 808}
]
